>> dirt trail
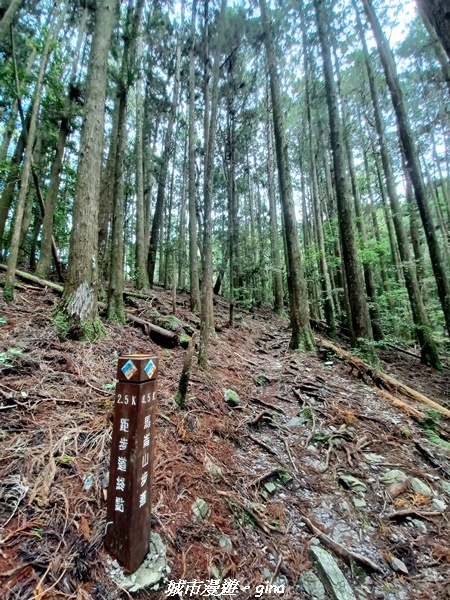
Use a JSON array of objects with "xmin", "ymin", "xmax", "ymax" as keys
[{"xmin": 0, "ymin": 286, "xmax": 449, "ymax": 599}]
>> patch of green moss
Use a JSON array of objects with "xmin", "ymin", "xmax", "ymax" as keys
[
  {"xmin": 180, "ymin": 333, "xmax": 191, "ymax": 348},
  {"xmin": 3, "ymin": 284, "xmax": 14, "ymax": 302},
  {"xmin": 53, "ymin": 308, "xmax": 104, "ymax": 341}
]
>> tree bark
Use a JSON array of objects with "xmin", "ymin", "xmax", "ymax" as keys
[
  {"xmin": 260, "ymin": 0, "xmax": 314, "ymax": 352},
  {"xmin": 0, "ymin": 0, "xmax": 22, "ymax": 46},
  {"xmin": 356, "ymin": 0, "xmax": 441, "ymax": 368},
  {"xmin": 56, "ymin": 0, "xmax": 116, "ymax": 339},
  {"xmin": 314, "ymin": 0, "xmax": 373, "ymax": 348},
  {"xmin": 362, "ymin": 0, "xmax": 450, "ymax": 340},
  {"xmin": 198, "ymin": 0, "xmax": 227, "ymax": 367},
  {"xmin": 417, "ymin": 0, "xmax": 450, "ymax": 63},
  {"xmin": 4, "ymin": 4, "xmax": 65, "ymax": 300},
  {"xmin": 107, "ymin": 0, "xmax": 145, "ymax": 323},
  {"xmin": 147, "ymin": 34, "xmax": 182, "ymax": 288}
]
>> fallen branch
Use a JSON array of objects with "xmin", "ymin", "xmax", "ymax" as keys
[
  {"xmin": 251, "ymin": 397, "xmax": 287, "ymax": 415},
  {"xmin": 0, "ymin": 264, "xmax": 178, "ymax": 347},
  {"xmin": 386, "ymin": 509, "xmax": 442, "ymax": 521},
  {"xmin": 319, "ymin": 339, "xmax": 450, "ymax": 419},
  {"xmin": 217, "ymin": 490, "xmax": 283, "ymax": 534},
  {"xmin": 301, "ymin": 515, "xmax": 384, "ymax": 573}
]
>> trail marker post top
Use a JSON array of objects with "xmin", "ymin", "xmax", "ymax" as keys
[{"xmin": 105, "ymin": 354, "xmax": 158, "ymax": 573}]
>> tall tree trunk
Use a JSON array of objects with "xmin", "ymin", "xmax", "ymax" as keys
[
  {"xmin": 4, "ymin": 4, "xmax": 65, "ymax": 300},
  {"xmin": 56, "ymin": 0, "xmax": 116, "ymax": 339},
  {"xmin": 187, "ymin": 0, "xmax": 200, "ymax": 310},
  {"xmin": 147, "ymin": 35, "xmax": 182, "ymax": 287},
  {"xmin": 0, "ymin": 0, "xmax": 22, "ymax": 46},
  {"xmin": 107, "ymin": 0, "xmax": 145, "ymax": 323},
  {"xmin": 314, "ymin": 0, "xmax": 373, "ymax": 348},
  {"xmin": 135, "ymin": 25, "xmax": 149, "ymax": 290},
  {"xmin": 178, "ymin": 134, "xmax": 188, "ymax": 291},
  {"xmin": 266, "ymin": 92, "xmax": 284, "ymax": 314},
  {"xmin": 355, "ymin": 0, "xmax": 441, "ymax": 368},
  {"xmin": 198, "ymin": 0, "xmax": 227, "ymax": 367},
  {"xmin": 417, "ymin": 0, "xmax": 450, "ymax": 62},
  {"xmin": 260, "ymin": 0, "xmax": 314, "ymax": 352},
  {"xmin": 36, "ymin": 7, "xmax": 87, "ymax": 278},
  {"xmin": 362, "ymin": 0, "xmax": 450, "ymax": 339}
]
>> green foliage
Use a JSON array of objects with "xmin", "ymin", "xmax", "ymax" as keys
[{"xmin": 0, "ymin": 348, "xmax": 22, "ymax": 367}]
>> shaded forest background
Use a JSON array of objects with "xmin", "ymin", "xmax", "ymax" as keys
[{"xmin": 1, "ymin": 0, "xmax": 450, "ymax": 369}]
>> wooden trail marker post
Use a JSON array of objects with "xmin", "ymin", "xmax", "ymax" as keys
[{"xmin": 105, "ymin": 354, "xmax": 158, "ymax": 573}]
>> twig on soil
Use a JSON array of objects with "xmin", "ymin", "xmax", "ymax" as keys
[
  {"xmin": 248, "ymin": 411, "xmax": 273, "ymax": 426},
  {"xmin": 301, "ymin": 515, "xmax": 384, "ymax": 573},
  {"xmin": 248, "ymin": 434, "xmax": 280, "ymax": 457},
  {"xmin": 386, "ymin": 509, "xmax": 443, "ymax": 521},
  {"xmin": 282, "ymin": 438, "xmax": 298, "ymax": 474},
  {"xmin": 217, "ymin": 490, "xmax": 283, "ymax": 534},
  {"xmin": 251, "ymin": 397, "xmax": 287, "ymax": 415}
]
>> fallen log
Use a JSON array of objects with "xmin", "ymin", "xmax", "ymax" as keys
[
  {"xmin": 0, "ymin": 264, "xmax": 178, "ymax": 348},
  {"xmin": 319, "ymin": 339, "xmax": 450, "ymax": 420}
]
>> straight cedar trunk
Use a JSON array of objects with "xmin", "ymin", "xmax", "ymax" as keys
[
  {"xmin": 0, "ymin": 0, "xmax": 22, "ymax": 46},
  {"xmin": 198, "ymin": 0, "xmax": 227, "ymax": 368},
  {"xmin": 178, "ymin": 135, "xmax": 188, "ymax": 290},
  {"xmin": 362, "ymin": 0, "xmax": 450, "ymax": 340},
  {"xmin": 418, "ymin": 5, "xmax": 450, "ymax": 97},
  {"xmin": 188, "ymin": 2, "xmax": 200, "ymax": 312},
  {"xmin": 417, "ymin": 0, "xmax": 450, "ymax": 62},
  {"xmin": 260, "ymin": 0, "xmax": 314, "ymax": 352},
  {"xmin": 265, "ymin": 90, "xmax": 284, "ymax": 314},
  {"xmin": 135, "ymin": 29, "xmax": 149, "ymax": 290},
  {"xmin": 4, "ymin": 4, "xmax": 65, "ymax": 301},
  {"xmin": 0, "ymin": 114, "xmax": 27, "ymax": 255},
  {"xmin": 56, "ymin": 0, "xmax": 116, "ymax": 339},
  {"xmin": 98, "ymin": 98, "xmax": 120, "ymax": 279},
  {"xmin": 334, "ymin": 48, "xmax": 383, "ymax": 341},
  {"xmin": 36, "ymin": 8, "xmax": 87, "ymax": 279},
  {"xmin": 147, "ymin": 38, "xmax": 182, "ymax": 288},
  {"xmin": 355, "ymin": 1, "xmax": 441, "ymax": 368},
  {"xmin": 301, "ymin": 14, "xmax": 336, "ymax": 336},
  {"xmin": 108, "ymin": 0, "xmax": 145, "ymax": 323},
  {"xmin": 0, "ymin": 47, "xmax": 36, "ymax": 164},
  {"xmin": 314, "ymin": 0, "xmax": 373, "ymax": 348}
]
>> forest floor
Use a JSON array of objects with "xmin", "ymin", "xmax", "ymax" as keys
[{"xmin": 0, "ymin": 281, "xmax": 449, "ymax": 600}]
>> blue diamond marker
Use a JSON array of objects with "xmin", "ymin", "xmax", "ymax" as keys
[
  {"xmin": 144, "ymin": 359, "xmax": 156, "ymax": 379},
  {"xmin": 121, "ymin": 359, "xmax": 137, "ymax": 380}
]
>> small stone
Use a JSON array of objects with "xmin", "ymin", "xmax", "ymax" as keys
[
  {"xmin": 298, "ymin": 570, "xmax": 326, "ymax": 600},
  {"xmin": 431, "ymin": 498, "xmax": 447, "ymax": 512},
  {"xmin": 285, "ymin": 417, "xmax": 303, "ymax": 427},
  {"xmin": 440, "ymin": 480, "xmax": 450, "ymax": 496},
  {"xmin": 310, "ymin": 546, "xmax": 357, "ymax": 600},
  {"xmin": 388, "ymin": 482, "xmax": 407, "ymax": 499},
  {"xmin": 324, "ymin": 361, "xmax": 334, "ymax": 366},
  {"xmin": 264, "ymin": 481, "xmax": 277, "ymax": 494},
  {"xmin": 263, "ymin": 568, "xmax": 273, "ymax": 579},
  {"xmin": 192, "ymin": 498, "xmax": 209, "ymax": 520},
  {"xmin": 339, "ymin": 474, "xmax": 367, "ymax": 493},
  {"xmin": 166, "ymin": 566, "xmax": 171, "ymax": 573},
  {"xmin": 410, "ymin": 478, "xmax": 433, "ymax": 497},
  {"xmin": 379, "ymin": 470, "xmax": 408, "ymax": 485},
  {"xmin": 219, "ymin": 534, "xmax": 233, "ymax": 551},
  {"xmin": 410, "ymin": 519, "xmax": 427, "ymax": 533},
  {"xmin": 363, "ymin": 453, "xmax": 384, "ymax": 464},
  {"xmin": 310, "ymin": 537, "xmax": 321, "ymax": 545},
  {"xmin": 389, "ymin": 556, "xmax": 409, "ymax": 575},
  {"xmin": 224, "ymin": 389, "xmax": 240, "ymax": 406},
  {"xmin": 353, "ymin": 497, "xmax": 367, "ymax": 509},
  {"xmin": 83, "ymin": 474, "xmax": 94, "ymax": 492}
]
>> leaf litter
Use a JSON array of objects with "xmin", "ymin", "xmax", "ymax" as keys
[{"xmin": 0, "ymin": 284, "xmax": 449, "ymax": 599}]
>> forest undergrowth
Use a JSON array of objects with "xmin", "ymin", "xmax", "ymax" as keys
[{"xmin": 0, "ymin": 283, "xmax": 449, "ymax": 599}]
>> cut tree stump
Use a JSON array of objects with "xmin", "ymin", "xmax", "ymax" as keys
[{"xmin": 0, "ymin": 264, "xmax": 178, "ymax": 348}]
